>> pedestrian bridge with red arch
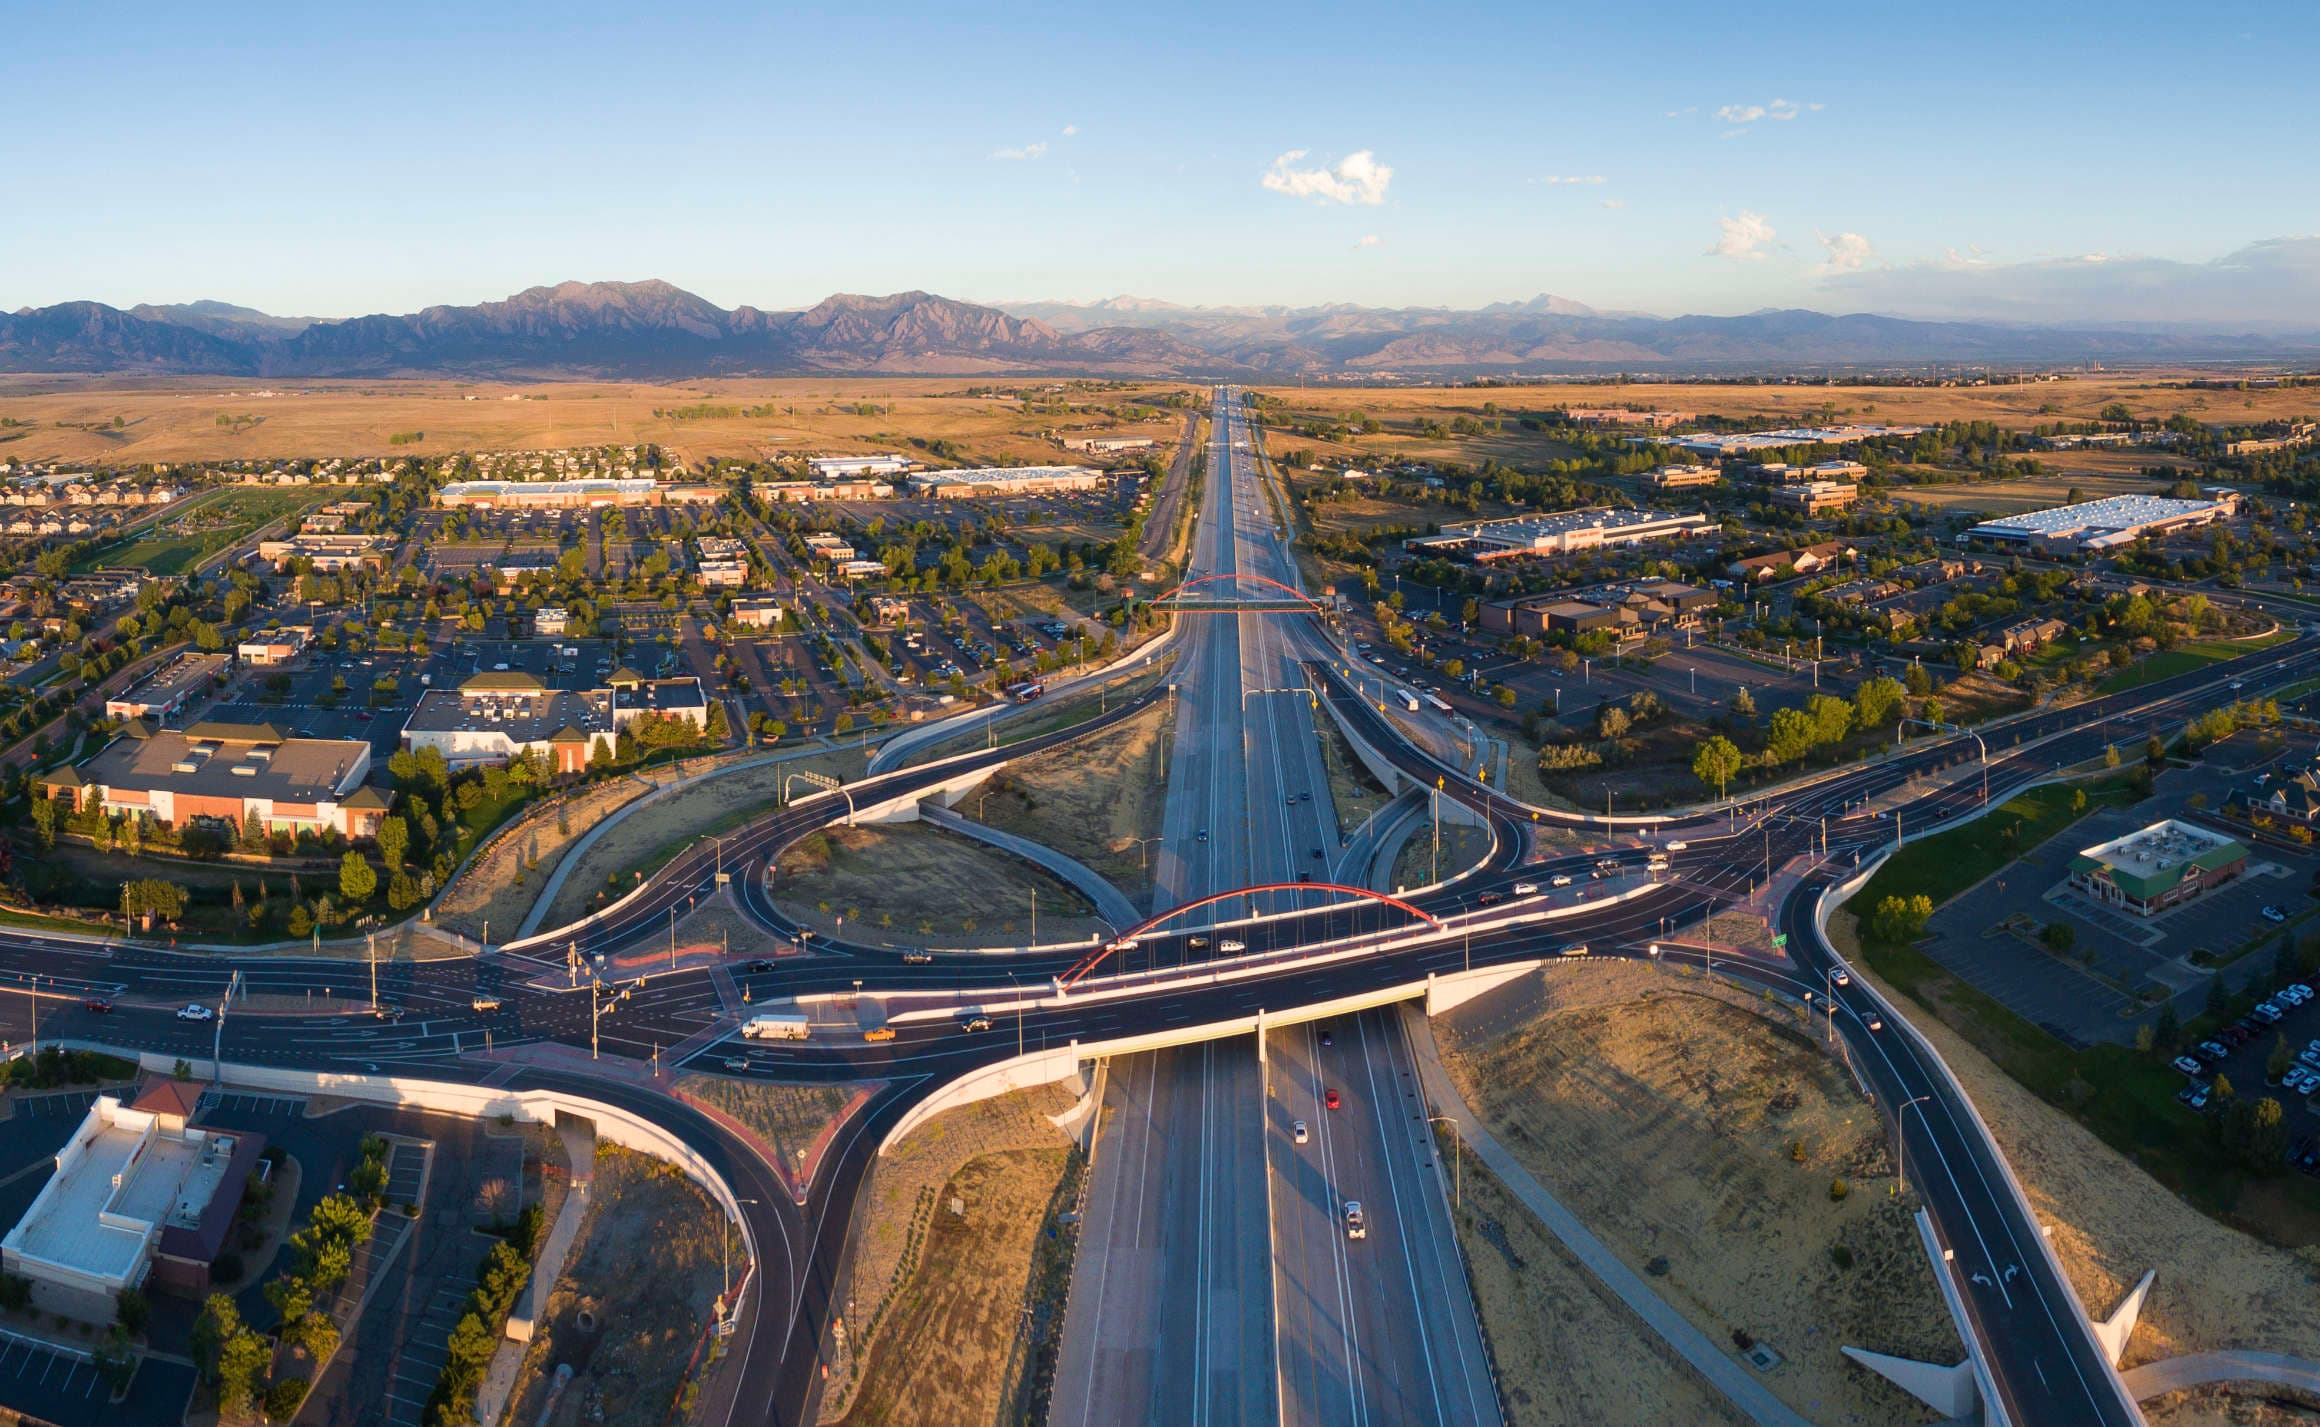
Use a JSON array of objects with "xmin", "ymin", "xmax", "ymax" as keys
[
  {"xmin": 1148, "ymin": 573, "xmax": 1327, "ymax": 613},
  {"xmin": 1061, "ymin": 881, "xmax": 1441, "ymax": 987}
]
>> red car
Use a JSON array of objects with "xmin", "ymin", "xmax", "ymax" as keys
[
  {"xmin": 82, "ymin": 998, "xmax": 112, "ymax": 1014},
  {"xmin": 1324, "ymin": 1088, "xmax": 1341, "ymax": 1111}
]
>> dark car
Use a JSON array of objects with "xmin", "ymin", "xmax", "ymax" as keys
[
  {"xmin": 1320, "ymin": 1028, "xmax": 1333, "ymax": 1047},
  {"xmin": 1476, "ymin": 892, "xmax": 1505, "ymax": 907},
  {"xmin": 901, "ymin": 952, "xmax": 933, "ymax": 965},
  {"xmin": 747, "ymin": 959, "xmax": 777, "ymax": 973}
]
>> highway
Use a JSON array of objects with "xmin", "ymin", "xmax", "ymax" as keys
[
  {"xmin": 1058, "ymin": 395, "xmax": 1279, "ymax": 1425},
  {"xmin": 7, "ymin": 390, "xmax": 2317, "ymax": 1422}
]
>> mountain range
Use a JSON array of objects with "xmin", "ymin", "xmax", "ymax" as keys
[{"xmin": 5, "ymin": 280, "xmax": 2316, "ymax": 380}]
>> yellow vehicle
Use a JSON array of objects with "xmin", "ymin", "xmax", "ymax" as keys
[{"xmin": 863, "ymin": 1026, "xmax": 897, "ymax": 1042}]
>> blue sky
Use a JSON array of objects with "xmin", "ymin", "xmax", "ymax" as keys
[{"xmin": 4, "ymin": 0, "xmax": 2316, "ymax": 322}]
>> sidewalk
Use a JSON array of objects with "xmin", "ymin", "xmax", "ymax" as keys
[
  {"xmin": 475, "ymin": 1119, "xmax": 597, "ymax": 1427},
  {"xmin": 1398, "ymin": 1002, "xmax": 1815, "ymax": 1427}
]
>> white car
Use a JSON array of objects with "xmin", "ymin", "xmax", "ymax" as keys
[
  {"xmin": 1549, "ymin": 874, "xmax": 1573, "ymax": 888},
  {"xmin": 1832, "ymin": 970, "xmax": 1851, "ymax": 987},
  {"xmin": 175, "ymin": 1003, "xmax": 214, "ymax": 1022},
  {"xmin": 1665, "ymin": 840, "xmax": 1688, "ymax": 852},
  {"xmin": 1292, "ymin": 1120, "xmax": 1309, "ymax": 1145},
  {"xmin": 1343, "ymin": 1200, "xmax": 1367, "ymax": 1240},
  {"xmin": 1220, "ymin": 939, "xmax": 1246, "ymax": 953},
  {"xmin": 1512, "ymin": 882, "xmax": 1538, "ymax": 895}
]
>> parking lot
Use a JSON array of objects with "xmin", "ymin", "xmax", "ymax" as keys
[
  {"xmin": 380, "ymin": 1266, "xmax": 478, "ymax": 1427},
  {"xmin": 1916, "ymin": 752, "xmax": 2320, "ymax": 1050}
]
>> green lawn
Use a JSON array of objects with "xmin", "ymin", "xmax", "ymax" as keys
[
  {"xmin": 1851, "ymin": 773, "xmax": 2305, "ymax": 1230},
  {"xmin": 1873, "ymin": 779, "xmax": 2139, "ymax": 910},
  {"xmin": 84, "ymin": 487, "xmax": 328, "ymax": 576},
  {"xmin": 2096, "ymin": 631, "xmax": 2292, "ymax": 694}
]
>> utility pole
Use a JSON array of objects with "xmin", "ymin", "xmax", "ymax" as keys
[{"xmin": 368, "ymin": 932, "xmax": 378, "ymax": 1012}]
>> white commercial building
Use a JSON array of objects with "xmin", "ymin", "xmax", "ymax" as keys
[
  {"xmin": 1967, "ymin": 494, "xmax": 2235, "ymax": 552},
  {"xmin": 809, "ymin": 454, "xmax": 912, "ymax": 479},
  {"xmin": 906, "ymin": 466, "xmax": 1103, "ymax": 498},
  {"xmin": 1407, "ymin": 507, "xmax": 1712, "ymax": 562}
]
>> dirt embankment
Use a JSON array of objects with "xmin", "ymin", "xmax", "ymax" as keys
[
  {"xmin": 437, "ymin": 775, "xmax": 656, "ymax": 938},
  {"xmin": 818, "ymin": 1083, "xmax": 1079, "ymax": 1425},
  {"xmin": 503, "ymin": 1146, "xmax": 726, "ymax": 1427},
  {"xmin": 1437, "ymin": 961, "xmax": 1961, "ymax": 1425},
  {"xmin": 966, "ymin": 700, "xmax": 1170, "ymax": 910},
  {"xmin": 772, "ymin": 821, "xmax": 1107, "ymax": 949}
]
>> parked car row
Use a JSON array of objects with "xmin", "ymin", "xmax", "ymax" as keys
[{"xmin": 2176, "ymin": 975, "xmax": 2320, "ymax": 1112}]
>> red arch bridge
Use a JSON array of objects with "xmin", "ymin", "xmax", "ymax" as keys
[
  {"xmin": 1061, "ymin": 881, "xmax": 1443, "ymax": 987},
  {"xmin": 1147, "ymin": 572, "xmax": 1329, "ymax": 614}
]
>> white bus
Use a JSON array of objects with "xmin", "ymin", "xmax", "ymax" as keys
[{"xmin": 741, "ymin": 1012, "xmax": 812, "ymax": 1041}]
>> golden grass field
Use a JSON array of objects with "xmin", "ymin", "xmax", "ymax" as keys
[
  {"xmin": 0, "ymin": 375, "xmax": 1197, "ymax": 468},
  {"xmin": 1438, "ymin": 962, "xmax": 1961, "ymax": 1425},
  {"xmin": 4, "ymin": 372, "xmax": 2304, "ymax": 472}
]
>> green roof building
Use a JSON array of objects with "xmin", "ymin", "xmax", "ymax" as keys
[{"xmin": 2068, "ymin": 820, "xmax": 2248, "ymax": 916}]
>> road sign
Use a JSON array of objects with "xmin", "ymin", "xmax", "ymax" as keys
[{"xmin": 1771, "ymin": 933, "xmax": 1788, "ymax": 947}]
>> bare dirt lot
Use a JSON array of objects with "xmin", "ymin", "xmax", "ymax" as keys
[
  {"xmin": 966, "ymin": 700, "xmax": 1171, "ymax": 910},
  {"xmin": 539, "ymin": 747, "xmax": 869, "ymax": 929},
  {"xmin": 503, "ymin": 1145, "xmax": 726, "ymax": 1427},
  {"xmin": 1832, "ymin": 905, "xmax": 2320, "ymax": 1407},
  {"xmin": 1453, "ymin": 1144, "xmax": 1752, "ymax": 1427},
  {"xmin": 1392, "ymin": 820, "xmax": 1492, "ymax": 893},
  {"xmin": 673, "ymin": 1075, "xmax": 855, "ymax": 1173},
  {"xmin": 819, "ymin": 1083, "xmax": 1079, "ymax": 1424},
  {"xmin": 1437, "ymin": 962, "xmax": 1961, "ymax": 1425},
  {"xmin": 0, "ymin": 375, "xmax": 1195, "ymax": 469},
  {"xmin": 772, "ymin": 820, "xmax": 1107, "ymax": 949},
  {"xmin": 437, "ymin": 775, "xmax": 658, "ymax": 939}
]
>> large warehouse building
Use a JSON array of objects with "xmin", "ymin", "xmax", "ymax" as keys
[
  {"xmin": 1406, "ymin": 507, "xmax": 1711, "ymax": 562},
  {"xmin": 904, "ymin": 466, "xmax": 1103, "ymax": 498},
  {"xmin": 1967, "ymin": 493, "xmax": 2235, "ymax": 552}
]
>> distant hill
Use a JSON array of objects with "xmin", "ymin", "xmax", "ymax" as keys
[{"xmin": 5, "ymin": 279, "xmax": 2317, "ymax": 378}]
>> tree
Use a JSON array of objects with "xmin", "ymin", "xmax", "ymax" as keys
[
  {"xmin": 1852, "ymin": 675, "xmax": 1904, "ymax": 731},
  {"xmin": 376, "ymin": 815, "xmax": 408, "ymax": 868},
  {"xmin": 26, "ymin": 794, "xmax": 54, "ymax": 851},
  {"xmin": 1691, "ymin": 735, "xmax": 1743, "ymax": 798},
  {"xmin": 2269, "ymin": 1034, "xmax": 2295, "ymax": 1083},
  {"xmin": 2040, "ymin": 922, "xmax": 2075, "ymax": 953},
  {"xmin": 191, "ymin": 1293, "xmax": 242, "ymax": 1382},
  {"xmin": 1870, "ymin": 894, "xmax": 1934, "ymax": 943},
  {"xmin": 339, "ymin": 851, "xmax": 377, "ymax": 904},
  {"xmin": 2104, "ymin": 743, "xmax": 2121, "ymax": 769},
  {"xmin": 216, "ymin": 1327, "xmax": 270, "ymax": 1415},
  {"xmin": 2153, "ymin": 1002, "xmax": 2182, "ymax": 1055},
  {"xmin": 1730, "ymin": 686, "xmax": 1757, "ymax": 719},
  {"xmin": 1596, "ymin": 704, "xmax": 1632, "ymax": 740}
]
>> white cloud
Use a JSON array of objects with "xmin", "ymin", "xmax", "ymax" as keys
[
  {"xmin": 1355, "ymin": 234, "xmax": 1381, "ymax": 249},
  {"xmin": 1817, "ymin": 230, "xmax": 1875, "ymax": 272},
  {"xmin": 1665, "ymin": 106, "xmax": 1697, "ymax": 119},
  {"xmin": 1717, "ymin": 98, "xmax": 1819, "ymax": 126},
  {"xmin": 991, "ymin": 142, "xmax": 1048, "ymax": 161},
  {"xmin": 1061, "ymin": 123, "xmax": 1078, "ymax": 137},
  {"xmin": 1261, "ymin": 149, "xmax": 1393, "ymax": 206},
  {"xmin": 1708, "ymin": 210, "xmax": 1777, "ymax": 260},
  {"xmin": 1599, "ymin": 197, "xmax": 1627, "ymax": 210},
  {"xmin": 1532, "ymin": 174, "xmax": 1606, "ymax": 185}
]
